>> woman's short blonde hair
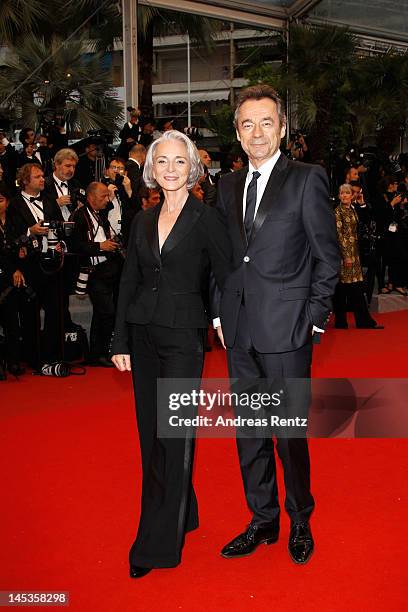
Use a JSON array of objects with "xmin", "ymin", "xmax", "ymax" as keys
[
  {"xmin": 143, "ymin": 130, "xmax": 203, "ymax": 190},
  {"xmin": 339, "ymin": 183, "xmax": 353, "ymax": 195}
]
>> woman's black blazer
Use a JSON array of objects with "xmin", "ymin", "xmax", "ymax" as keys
[{"xmin": 111, "ymin": 194, "xmax": 231, "ymax": 354}]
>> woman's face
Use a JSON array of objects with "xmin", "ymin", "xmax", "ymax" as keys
[
  {"xmin": 339, "ymin": 189, "xmax": 353, "ymax": 205},
  {"xmin": 0, "ymin": 193, "xmax": 9, "ymax": 214},
  {"xmin": 153, "ymin": 139, "xmax": 190, "ymax": 193},
  {"xmin": 25, "ymin": 143, "xmax": 35, "ymax": 156}
]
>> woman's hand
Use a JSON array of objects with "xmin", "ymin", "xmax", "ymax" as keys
[{"xmin": 111, "ymin": 354, "xmax": 131, "ymax": 371}]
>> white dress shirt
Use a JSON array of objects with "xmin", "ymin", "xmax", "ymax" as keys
[
  {"xmin": 21, "ymin": 191, "xmax": 47, "ymax": 252},
  {"xmin": 53, "ymin": 173, "xmax": 71, "ymax": 221},
  {"xmin": 88, "ymin": 211, "xmax": 107, "ymax": 267}
]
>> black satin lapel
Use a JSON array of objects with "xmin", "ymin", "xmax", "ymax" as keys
[
  {"xmin": 234, "ymin": 169, "xmax": 248, "ymax": 246},
  {"xmin": 160, "ymin": 195, "xmax": 203, "ymax": 259},
  {"xmin": 144, "ymin": 201, "xmax": 161, "ymax": 263},
  {"xmin": 250, "ymin": 155, "xmax": 290, "ymax": 243},
  {"xmin": 19, "ymin": 198, "xmax": 37, "ymax": 226}
]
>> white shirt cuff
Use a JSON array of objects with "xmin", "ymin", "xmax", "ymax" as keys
[
  {"xmin": 313, "ymin": 325, "xmax": 325, "ymax": 333},
  {"xmin": 213, "ymin": 317, "xmax": 221, "ymax": 329}
]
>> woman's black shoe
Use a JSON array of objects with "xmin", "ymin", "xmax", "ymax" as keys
[{"xmin": 129, "ymin": 565, "xmax": 152, "ymax": 579}]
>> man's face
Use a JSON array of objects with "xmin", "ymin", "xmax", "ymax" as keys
[
  {"xmin": 143, "ymin": 123, "xmax": 154, "ymax": 135},
  {"xmin": 106, "ymin": 160, "xmax": 125, "ymax": 181},
  {"xmin": 0, "ymin": 142, "xmax": 5, "ymax": 155},
  {"xmin": 88, "ymin": 184, "xmax": 110, "ymax": 210},
  {"xmin": 163, "ymin": 121, "xmax": 173, "ymax": 132},
  {"xmin": 236, "ymin": 97, "xmax": 286, "ymax": 168},
  {"xmin": 199, "ymin": 149, "xmax": 211, "ymax": 167},
  {"xmin": 86, "ymin": 144, "xmax": 97, "ymax": 161},
  {"xmin": 347, "ymin": 167, "xmax": 359, "ymax": 183},
  {"xmin": 232, "ymin": 157, "xmax": 244, "ymax": 171},
  {"xmin": 37, "ymin": 135, "xmax": 47, "ymax": 147},
  {"xmin": 26, "ymin": 130, "xmax": 35, "ymax": 144},
  {"xmin": 142, "ymin": 189, "xmax": 161, "ymax": 210},
  {"xmin": 25, "ymin": 143, "xmax": 35, "ymax": 156},
  {"xmin": 27, "ymin": 167, "xmax": 45, "ymax": 193},
  {"xmin": 0, "ymin": 193, "xmax": 8, "ymax": 213},
  {"xmin": 55, "ymin": 158, "xmax": 76, "ymax": 181}
]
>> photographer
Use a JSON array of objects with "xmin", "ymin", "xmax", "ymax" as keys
[
  {"xmin": 0, "ymin": 185, "xmax": 25, "ymax": 378},
  {"xmin": 375, "ymin": 177, "xmax": 408, "ymax": 295},
  {"xmin": 117, "ymin": 107, "xmax": 143, "ymax": 159},
  {"xmin": 0, "ymin": 132, "xmax": 19, "ymax": 193},
  {"xmin": 75, "ymin": 142, "xmax": 99, "ymax": 189},
  {"xmin": 125, "ymin": 144, "xmax": 146, "ymax": 196},
  {"xmin": 103, "ymin": 157, "xmax": 140, "ymax": 247},
  {"xmin": 70, "ymin": 182, "xmax": 123, "ymax": 367},
  {"xmin": 44, "ymin": 147, "xmax": 85, "ymax": 330},
  {"xmin": 286, "ymin": 130, "xmax": 310, "ymax": 162},
  {"xmin": 5, "ymin": 163, "xmax": 63, "ymax": 367}
]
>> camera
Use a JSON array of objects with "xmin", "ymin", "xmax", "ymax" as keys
[{"xmin": 70, "ymin": 187, "xmax": 87, "ymax": 207}]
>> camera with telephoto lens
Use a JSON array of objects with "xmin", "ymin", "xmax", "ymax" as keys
[
  {"xmin": 75, "ymin": 265, "xmax": 93, "ymax": 295},
  {"xmin": 70, "ymin": 187, "xmax": 87, "ymax": 207}
]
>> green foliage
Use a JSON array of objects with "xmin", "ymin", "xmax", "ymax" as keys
[
  {"xmin": 205, "ymin": 105, "xmax": 236, "ymax": 150},
  {"xmin": 0, "ymin": 34, "xmax": 123, "ymax": 135},
  {"xmin": 246, "ymin": 24, "xmax": 408, "ymax": 157}
]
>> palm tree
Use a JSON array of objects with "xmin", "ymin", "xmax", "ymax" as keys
[
  {"xmin": 0, "ymin": 0, "xmax": 49, "ymax": 45},
  {"xmin": 246, "ymin": 24, "xmax": 357, "ymax": 159},
  {"xmin": 350, "ymin": 51, "xmax": 408, "ymax": 153},
  {"xmin": 0, "ymin": 33, "xmax": 123, "ymax": 135}
]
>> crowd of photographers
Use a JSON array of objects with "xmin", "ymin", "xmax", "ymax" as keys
[{"xmin": 1, "ymin": 106, "xmax": 408, "ymax": 378}]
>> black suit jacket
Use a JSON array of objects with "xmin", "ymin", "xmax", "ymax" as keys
[
  {"xmin": 6, "ymin": 193, "xmax": 61, "ymax": 242},
  {"xmin": 111, "ymin": 195, "xmax": 231, "ymax": 354},
  {"xmin": 216, "ymin": 155, "xmax": 340, "ymax": 352},
  {"xmin": 43, "ymin": 175, "xmax": 83, "ymax": 220}
]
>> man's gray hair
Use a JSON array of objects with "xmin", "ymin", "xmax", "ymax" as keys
[
  {"xmin": 53, "ymin": 147, "xmax": 79, "ymax": 166},
  {"xmin": 143, "ymin": 130, "xmax": 203, "ymax": 190}
]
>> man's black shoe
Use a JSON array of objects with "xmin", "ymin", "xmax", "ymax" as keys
[
  {"xmin": 288, "ymin": 522, "xmax": 314, "ymax": 564},
  {"xmin": 221, "ymin": 523, "xmax": 279, "ymax": 558},
  {"xmin": 129, "ymin": 565, "xmax": 152, "ymax": 579}
]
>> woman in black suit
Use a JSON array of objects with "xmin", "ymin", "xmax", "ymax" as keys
[{"xmin": 111, "ymin": 130, "xmax": 230, "ymax": 578}]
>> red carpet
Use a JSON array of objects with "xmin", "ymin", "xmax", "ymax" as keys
[{"xmin": 1, "ymin": 311, "xmax": 407, "ymax": 611}]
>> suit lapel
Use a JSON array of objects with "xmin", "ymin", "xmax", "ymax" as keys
[
  {"xmin": 144, "ymin": 201, "xmax": 162, "ymax": 264},
  {"xmin": 250, "ymin": 154, "xmax": 290, "ymax": 243},
  {"xmin": 234, "ymin": 169, "xmax": 248, "ymax": 247},
  {"xmin": 160, "ymin": 194, "xmax": 203, "ymax": 259},
  {"xmin": 17, "ymin": 196, "xmax": 37, "ymax": 227}
]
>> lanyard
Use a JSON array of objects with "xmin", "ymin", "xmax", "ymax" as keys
[
  {"xmin": 22, "ymin": 195, "xmax": 44, "ymax": 222},
  {"xmin": 54, "ymin": 179, "xmax": 69, "ymax": 196}
]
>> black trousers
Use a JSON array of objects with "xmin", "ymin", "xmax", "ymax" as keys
[
  {"xmin": 333, "ymin": 281, "xmax": 376, "ymax": 328},
  {"xmin": 129, "ymin": 324, "xmax": 204, "ymax": 568},
  {"xmin": 227, "ymin": 304, "xmax": 315, "ymax": 527},
  {"xmin": 87, "ymin": 258, "xmax": 122, "ymax": 359}
]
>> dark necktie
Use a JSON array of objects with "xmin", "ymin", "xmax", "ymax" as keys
[{"xmin": 244, "ymin": 171, "xmax": 261, "ymax": 239}]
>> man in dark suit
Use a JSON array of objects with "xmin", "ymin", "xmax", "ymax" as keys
[
  {"xmin": 6, "ymin": 163, "xmax": 64, "ymax": 367},
  {"xmin": 215, "ymin": 85, "xmax": 339, "ymax": 564},
  {"xmin": 44, "ymin": 147, "xmax": 84, "ymax": 329},
  {"xmin": 125, "ymin": 144, "xmax": 146, "ymax": 197},
  {"xmin": 70, "ymin": 182, "xmax": 122, "ymax": 367}
]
